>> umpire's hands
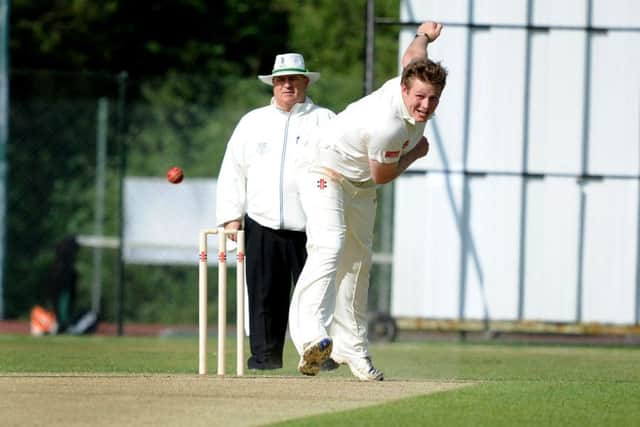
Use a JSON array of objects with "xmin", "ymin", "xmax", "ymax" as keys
[{"xmin": 223, "ymin": 220, "xmax": 241, "ymax": 242}]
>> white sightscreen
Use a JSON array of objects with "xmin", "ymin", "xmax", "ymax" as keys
[
  {"xmin": 528, "ymin": 30, "xmax": 585, "ymax": 175},
  {"xmin": 523, "ymin": 177, "xmax": 580, "ymax": 322},
  {"xmin": 392, "ymin": 172, "xmax": 463, "ymax": 318},
  {"xmin": 463, "ymin": 176, "xmax": 522, "ymax": 320},
  {"xmin": 123, "ymin": 177, "xmax": 223, "ymax": 265},
  {"xmin": 466, "ymin": 29, "xmax": 526, "ymax": 173},
  {"xmin": 392, "ymin": 0, "xmax": 640, "ymax": 325},
  {"xmin": 588, "ymin": 31, "xmax": 640, "ymax": 176},
  {"xmin": 581, "ymin": 179, "xmax": 638, "ymax": 323}
]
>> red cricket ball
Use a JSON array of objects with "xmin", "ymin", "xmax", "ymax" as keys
[{"xmin": 167, "ymin": 166, "xmax": 184, "ymax": 184}]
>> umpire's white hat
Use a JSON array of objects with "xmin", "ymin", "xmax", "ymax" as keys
[{"xmin": 258, "ymin": 53, "xmax": 320, "ymax": 86}]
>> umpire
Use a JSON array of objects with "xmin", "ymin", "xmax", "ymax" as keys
[{"xmin": 216, "ymin": 53, "xmax": 334, "ymax": 369}]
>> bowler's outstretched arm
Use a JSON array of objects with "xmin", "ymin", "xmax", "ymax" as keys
[{"xmin": 401, "ymin": 21, "xmax": 443, "ymax": 67}]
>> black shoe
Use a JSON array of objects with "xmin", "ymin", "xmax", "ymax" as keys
[
  {"xmin": 320, "ymin": 357, "xmax": 341, "ymax": 372},
  {"xmin": 247, "ymin": 355, "xmax": 282, "ymax": 370}
]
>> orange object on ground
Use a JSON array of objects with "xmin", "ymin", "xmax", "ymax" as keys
[{"xmin": 30, "ymin": 305, "xmax": 58, "ymax": 336}]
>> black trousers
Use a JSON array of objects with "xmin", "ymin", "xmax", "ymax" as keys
[{"xmin": 244, "ymin": 215, "xmax": 307, "ymax": 365}]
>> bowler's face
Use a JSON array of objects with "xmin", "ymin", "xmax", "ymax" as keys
[
  {"xmin": 272, "ymin": 75, "xmax": 309, "ymax": 112},
  {"xmin": 401, "ymin": 78, "xmax": 442, "ymax": 122}
]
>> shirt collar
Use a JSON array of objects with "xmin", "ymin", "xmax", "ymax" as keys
[
  {"xmin": 271, "ymin": 96, "xmax": 314, "ymax": 113},
  {"xmin": 396, "ymin": 86, "xmax": 416, "ymax": 125}
]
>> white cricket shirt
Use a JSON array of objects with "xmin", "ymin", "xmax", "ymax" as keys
[{"xmin": 314, "ymin": 76, "xmax": 426, "ymax": 182}]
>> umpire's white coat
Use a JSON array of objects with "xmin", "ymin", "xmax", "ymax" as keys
[{"xmin": 216, "ymin": 97, "xmax": 335, "ymax": 230}]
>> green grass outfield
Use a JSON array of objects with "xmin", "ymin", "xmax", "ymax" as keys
[{"xmin": 1, "ymin": 334, "xmax": 639, "ymax": 426}]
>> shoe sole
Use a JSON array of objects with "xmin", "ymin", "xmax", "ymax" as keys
[
  {"xmin": 298, "ymin": 337, "xmax": 333, "ymax": 376},
  {"xmin": 298, "ymin": 360, "xmax": 320, "ymax": 376}
]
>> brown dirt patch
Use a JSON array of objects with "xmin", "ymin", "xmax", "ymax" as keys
[{"xmin": 2, "ymin": 374, "xmax": 469, "ymax": 426}]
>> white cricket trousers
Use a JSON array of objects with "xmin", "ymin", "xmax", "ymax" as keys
[{"xmin": 289, "ymin": 167, "xmax": 377, "ymax": 361}]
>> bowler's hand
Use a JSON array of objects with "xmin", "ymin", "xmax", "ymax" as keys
[
  {"xmin": 413, "ymin": 136, "xmax": 430, "ymax": 159},
  {"xmin": 417, "ymin": 21, "xmax": 443, "ymax": 42}
]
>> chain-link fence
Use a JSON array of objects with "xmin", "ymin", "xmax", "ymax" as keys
[{"xmin": 8, "ymin": 70, "xmax": 123, "ymax": 323}]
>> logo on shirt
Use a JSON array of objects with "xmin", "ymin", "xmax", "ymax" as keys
[
  {"xmin": 402, "ymin": 140, "xmax": 409, "ymax": 149},
  {"xmin": 256, "ymin": 142, "xmax": 269, "ymax": 155},
  {"xmin": 317, "ymin": 178, "xmax": 327, "ymax": 190},
  {"xmin": 384, "ymin": 150, "xmax": 400, "ymax": 158}
]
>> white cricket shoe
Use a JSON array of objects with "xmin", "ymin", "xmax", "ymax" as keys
[
  {"xmin": 344, "ymin": 356, "xmax": 384, "ymax": 381},
  {"xmin": 297, "ymin": 337, "xmax": 333, "ymax": 376}
]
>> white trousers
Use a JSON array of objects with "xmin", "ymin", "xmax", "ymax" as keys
[{"xmin": 289, "ymin": 167, "xmax": 377, "ymax": 361}]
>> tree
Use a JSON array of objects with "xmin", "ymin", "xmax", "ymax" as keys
[
  {"xmin": 275, "ymin": 0, "xmax": 400, "ymax": 110},
  {"xmin": 10, "ymin": 0, "xmax": 290, "ymax": 78}
]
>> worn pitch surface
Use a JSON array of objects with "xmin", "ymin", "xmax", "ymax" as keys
[{"xmin": 2, "ymin": 374, "xmax": 469, "ymax": 426}]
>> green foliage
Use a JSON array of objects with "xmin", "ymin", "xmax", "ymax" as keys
[
  {"xmin": 281, "ymin": 0, "xmax": 401, "ymax": 93},
  {"xmin": 280, "ymin": 0, "xmax": 369, "ymax": 73},
  {"xmin": 6, "ymin": 0, "xmax": 406, "ymax": 322},
  {"xmin": 125, "ymin": 74, "xmax": 271, "ymax": 178},
  {"xmin": 10, "ymin": 0, "xmax": 290, "ymax": 77},
  {"xmin": 122, "ymin": 265, "xmax": 238, "ymax": 324},
  {"xmin": 7, "ymin": 71, "xmax": 122, "ymax": 317}
]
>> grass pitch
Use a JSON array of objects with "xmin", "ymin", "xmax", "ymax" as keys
[{"xmin": 1, "ymin": 334, "xmax": 638, "ymax": 426}]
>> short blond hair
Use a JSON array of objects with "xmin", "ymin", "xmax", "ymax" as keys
[{"xmin": 401, "ymin": 58, "xmax": 447, "ymax": 91}]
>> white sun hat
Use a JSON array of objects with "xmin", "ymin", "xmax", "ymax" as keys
[{"xmin": 258, "ymin": 53, "xmax": 320, "ymax": 86}]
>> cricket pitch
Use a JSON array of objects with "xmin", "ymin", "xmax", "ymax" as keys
[{"xmin": 2, "ymin": 374, "xmax": 469, "ymax": 426}]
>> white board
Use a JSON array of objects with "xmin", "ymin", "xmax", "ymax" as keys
[
  {"xmin": 123, "ymin": 177, "xmax": 223, "ymax": 265},
  {"xmin": 393, "ymin": 0, "xmax": 640, "ymax": 325}
]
